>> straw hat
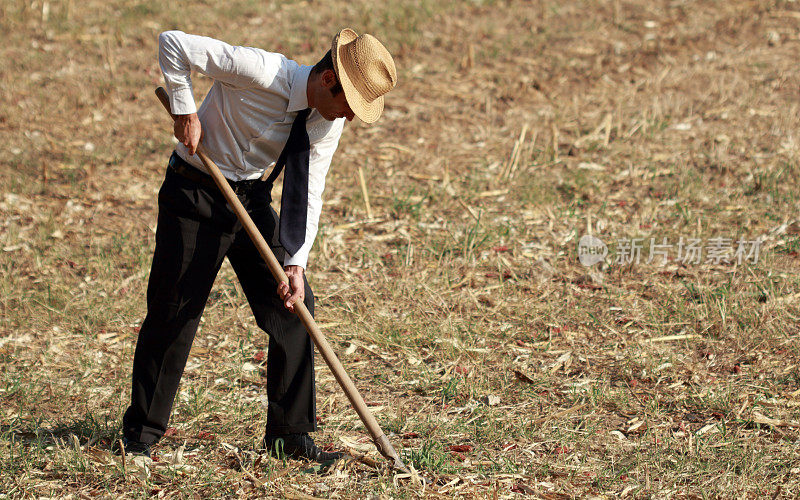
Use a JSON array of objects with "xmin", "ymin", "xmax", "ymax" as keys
[{"xmin": 331, "ymin": 28, "xmax": 397, "ymax": 123}]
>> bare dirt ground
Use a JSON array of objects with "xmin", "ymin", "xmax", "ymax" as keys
[{"xmin": 1, "ymin": 0, "xmax": 800, "ymax": 497}]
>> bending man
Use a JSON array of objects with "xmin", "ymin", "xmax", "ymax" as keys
[{"xmin": 120, "ymin": 28, "xmax": 397, "ymax": 462}]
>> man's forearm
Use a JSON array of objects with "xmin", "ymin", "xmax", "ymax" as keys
[
  {"xmin": 158, "ymin": 31, "xmax": 198, "ymax": 116},
  {"xmin": 281, "ymin": 120, "xmax": 344, "ymax": 269}
]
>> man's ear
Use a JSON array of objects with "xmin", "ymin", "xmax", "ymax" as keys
[{"xmin": 321, "ymin": 69, "xmax": 337, "ymax": 89}]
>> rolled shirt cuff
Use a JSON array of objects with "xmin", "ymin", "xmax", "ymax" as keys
[
  {"xmin": 168, "ymin": 86, "xmax": 197, "ymax": 115},
  {"xmin": 283, "ymin": 245, "xmax": 310, "ymax": 269}
]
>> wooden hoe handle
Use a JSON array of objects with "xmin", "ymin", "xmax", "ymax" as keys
[{"xmin": 154, "ymin": 87, "xmax": 409, "ymax": 473}]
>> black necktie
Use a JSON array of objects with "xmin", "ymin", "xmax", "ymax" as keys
[{"xmin": 266, "ymin": 108, "xmax": 311, "ymax": 256}]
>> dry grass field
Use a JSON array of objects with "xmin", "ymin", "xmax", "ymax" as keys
[{"xmin": 2, "ymin": 0, "xmax": 800, "ymax": 497}]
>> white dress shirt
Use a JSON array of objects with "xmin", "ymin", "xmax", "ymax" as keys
[{"xmin": 158, "ymin": 30, "xmax": 345, "ymax": 269}]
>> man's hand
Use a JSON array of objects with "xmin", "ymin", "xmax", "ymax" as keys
[
  {"xmin": 174, "ymin": 113, "xmax": 202, "ymax": 156},
  {"xmin": 278, "ymin": 265, "xmax": 305, "ymax": 313}
]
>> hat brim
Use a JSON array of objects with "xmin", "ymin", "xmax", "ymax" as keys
[{"xmin": 331, "ymin": 28, "xmax": 384, "ymax": 124}]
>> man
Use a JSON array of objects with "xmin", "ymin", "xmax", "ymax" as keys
[{"xmin": 119, "ymin": 28, "xmax": 397, "ymax": 462}]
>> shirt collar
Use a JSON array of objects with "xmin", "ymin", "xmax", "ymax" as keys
[{"xmin": 287, "ymin": 64, "xmax": 312, "ymax": 113}]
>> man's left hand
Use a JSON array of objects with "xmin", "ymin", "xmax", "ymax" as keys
[{"xmin": 278, "ymin": 265, "xmax": 305, "ymax": 313}]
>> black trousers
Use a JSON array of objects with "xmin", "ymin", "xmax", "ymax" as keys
[{"xmin": 122, "ymin": 154, "xmax": 316, "ymax": 445}]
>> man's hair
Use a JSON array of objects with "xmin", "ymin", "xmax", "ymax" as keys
[{"xmin": 311, "ymin": 50, "xmax": 343, "ymax": 96}]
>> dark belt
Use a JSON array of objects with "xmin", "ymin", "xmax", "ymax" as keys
[{"xmin": 168, "ymin": 152, "xmax": 266, "ymax": 195}]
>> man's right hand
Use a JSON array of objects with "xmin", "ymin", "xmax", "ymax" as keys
[{"xmin": 174, "ymin": 113, "xmax": 202, "ymax": 156}]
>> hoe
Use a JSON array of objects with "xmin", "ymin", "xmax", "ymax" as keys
[{"xmin": 155, "ymin": 86, "xmax": 412, "ymax": 476}]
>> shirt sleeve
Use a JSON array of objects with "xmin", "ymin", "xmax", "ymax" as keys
[
  {"xmin": 158, "ymin": 30, "xmax": 285, "ymax": 115},
  {"xmin": 283, "ymin": 118, "xmax": 345, "ymax": 269}
]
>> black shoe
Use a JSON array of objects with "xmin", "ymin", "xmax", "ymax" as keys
[
  {"xmin": 112, "ymin": 437, "xmax": 151, "ymax": 458},
  {"xmin": 262, "ymin": 432, "xmax": 344, "ymax": 462}
]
